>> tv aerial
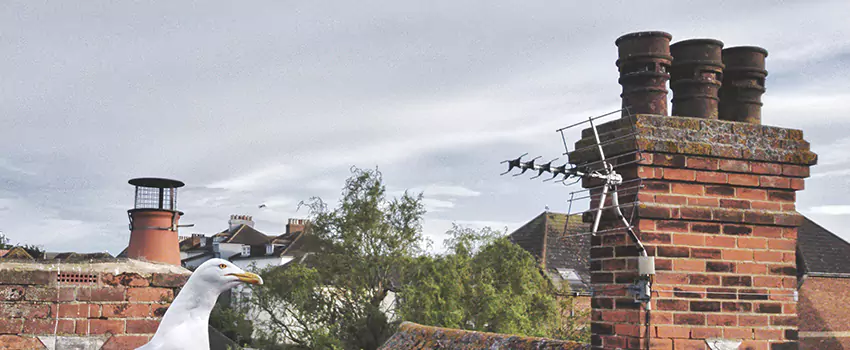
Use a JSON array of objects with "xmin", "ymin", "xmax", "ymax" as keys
[{"xmin": 499, "ymin": 107, "xmax": 653, "ymax": 306}]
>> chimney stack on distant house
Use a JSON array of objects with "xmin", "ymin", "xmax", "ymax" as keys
[
  {"xmin": 615, "ymin": 31, "xmax": 673, "ymax": 116},
  {"xmin": 126, "ymin": 178, "xmax": 185, "ymax": 265},
  {"xmin": 574, "ymin": 31, "xmax": 816, "ymax": 349},
  {"xmin": 670, "ymin": 39, "xmax": 725, "ymax": 119},
  {"xmin": 286, "ymin": 218, "xmax": 307, "ymax": 234},
  {"xmin": 228, "ymin": 214, "xmax": 255, "ymax": 231},
  {"xmin": 719, "ymin": 46, "xmax": 769, "ymax": 124}
]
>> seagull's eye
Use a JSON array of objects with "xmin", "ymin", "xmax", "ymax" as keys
[{"xmin": 218, "ymin": 263, "xmax": 227, "ymax": 269}]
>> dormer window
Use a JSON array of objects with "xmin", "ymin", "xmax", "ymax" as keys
[
  {"xmin": 266, "ymin": 244, "xmax": 273, "ymax": 255},
  {"xmin": 241, "ymin": 245, "xmax": 251, "ymax": 257}
]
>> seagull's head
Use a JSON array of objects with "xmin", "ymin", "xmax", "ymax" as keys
[{"xmin": 193, "ymin": 258, "xmax": 263, "ymax": 293}]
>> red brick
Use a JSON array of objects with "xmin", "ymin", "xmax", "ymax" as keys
[
  {"xmin": 676, "ymin": 259, "xmax": 705, "ymax": 272},
  {"xmin": 649, "ymin": 338, "xmax": 674, "ymax": 349},
  {"xmin": 643, "ymin": 181, "xmax": 670, "ymax": 193},
  {"xmin": 22, "ymin": 319, "xmax": 75, "ymax": 335},
  {"xmin": 707, "ymin": 314, "xmax": 737, "ymax": 326},
  {"xmin": 691, "ymin": 327, "xmax": 723, "ymax": 338},
  {"xmin": 56, "ymin": 304, "xmax": 90, "ymax": 318},
  {"xmin": 600, "ymin": 310, "xmax": 638, "ymax": 323},
  {"xmin": 719, "ymin": 159, "xmax": 749, "ymax": 172},
  {"xmin": 654, "ymin": 154, "xmax": 686, "ymax": 167},
  {"xmin": 651, "ymin": 311, "xmax": 674, "ymax": 324},
  {"xmin": 696, "ymin": 171, "xmax": 727, "ymax": 184},
  {"xmin": 687, "ymin": 157, "xmax": 718, "ymax": 170},
  {"xmin": 760, "ymin": 176, "xmax": 790, "ymax": 188},
  {"xmin": 737, "ymin": 188, "xmax": 767, "ymax": 200},
  {"xmin": 782, "ymin": 164, "xmax": 810, "ymax": 177},
  {"xmin": 681, "ymin": 207, "xmax": 712, "ymax": 220},
  {"xmin": 78, "ymin": 287, "xmax": 125, "ymax": 302},
  {"xmin": 754, "ymin": 329, "xmax": 783, "ymax": 340},
  {"xmin": 103, "ymin": 304, "xmax": 151, "ymax": 318},
  {"xmin": 768, "ymin": 239, "xmax": 796, "ymax": 251},
  {"xmin": 737, "ymin": 263, "xmax": 767, "ymax": 274},
  {"xmin": 751, "ymin": 162, "xmax": 782, "ymax": 175},
  {"xmin": 127, "ymin": 288, "xmax": 173, "ymax": 303},
  {"xmin": 721, "ymin": 199, "xmax": 751, "ymax": 209},
  {"xmin": 0, "ymin": 271, "xmax": 54, "ymax": 285},
  {"xmin": 692, "ymin": 248, "xmax": 722, "ymax": 259},
  {"xmin": 613, "ymin": 324, "xmax": 640, "ymax": 337},
  {"xmin": 663, "ymin": 169, "xmax": 696, "ymax": 181},
  {"xmin": 723, "ymin": 249, "xmax": 754, "ymax": 261},
  {"xmin": 0, "ymin": 319, "xmax": 23, "ymax": 334},
  {"xmin": 672, "ymin": 183, "xmax": 703, "ymax": 196},
  {"xmin": 751, "ymin": 201, "xmax": 782, "ymax": 211},
  {"xmin": 691, "ymin": 223, "xmax": 720, "ymax": 234},
  {"xmin": 656, "ymin": 272, "xmax": 689, "ymax": 285},
  {"xmin": 89, "ymin": 304, "xmax": 101, "ymax": 318},
  {"xmin": 0, "ymin": 335, "xmax": 45, "ymax": 349},
  {"xmin": 75, "ymin": 320, "xmax": 87, "ymax": 335},
  {"xmin": 768, "ymin": 190, "xmax": 795, "ymax": 202},
  {"xmin": 126, "ymin": 319, "xmax": 160, "ymax": 334},
  {"xmin": 689, "ymin": 274, "xmax": 720, "ymax": 285},
  {"xmin": 729, "ymin": 174, "xmax": 759, "ymax": 186},
  {"xmin": 790, "ymin": 178, "xmax": 805, "ymax": 190},
  {"xmin": 739, "ymin": 315, "xmax": 768, "ymax": 326},
  {"xmin": 725, "ymin": 327, "xmax": 754, "ymax": 339},
  {"xmin": 24, "ymin": 287, "xmax": 58, "ymax": 302},
  {"xmin": 715, "ymin": 208, "xmax": 745, "ymax": 223},
  {"xmin": 688, "ymin": 197, "xmax": 719, "ymax": 207},
  {"xmin": 655, "ymin": 194, "xmax": 687, "ymax": 205},
  {"xmin": 738, "ymin": 237, "xmax": 768, "ymax": 249},
  {"xmin": 656, "ymin": 325, "xmax": 690, "ymax": 338},
  {"xmin": 754, "ymin": 251, "xmax": 782, "ymax": 262},
  {"xmin": 641, "ymin": 232, "xmax": 671, "ymax": 244},
  {"xmin": 89, "ymin": 319, "xmax": 124, "ymax": 335},
  {"xmin": 101, "ymin": 335, "xmax": 152, "ymax": 350},
  {"xmin": 706, "ymin": 235, "xmax": 735, "ymax": 248},
  {"xmin": 753, "ymin": 276, "xmax": 783, "ymax": 288},
  {"xmin": 0, "ymin": 304, "xmax": 50, "ymax": 318},
  {"xmin": 674, "ymin": 313, "xmax": 705, "ymax": 325},
  {"xmin": 672, "ymin": 234, "xmax": 704, "ymax": 246},
  {"xmin": 723, "ymin": 224, "xmax": 752, "ymax": 235},
  {"xmin": 657, "ymin": 220, "xmax": 689, "ymax": 232},
  {"xmin": 674, "ymin": 338, "xmax": 708, "ymax": 349},
  {"xmin": 782, "ymin": 228, "xmax": 798, "ymax": 239},
  {"xmin": 58, "ymin": 288, "xmax": 76, "ymax": 302},
  {"xmin": 705, "ymin": 185, "xmax": 735, "ymax": 197}
]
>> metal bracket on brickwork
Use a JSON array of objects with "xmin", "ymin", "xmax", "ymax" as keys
[{"xmin": 500, "ymin": 107, "xmax": 654, "ymax": 306}]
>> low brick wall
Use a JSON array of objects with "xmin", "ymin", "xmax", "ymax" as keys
[{"xmin": 0, "ymin": 259, "xmax": 189, "ymax": 350}]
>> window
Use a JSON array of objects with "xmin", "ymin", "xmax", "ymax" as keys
[
  {"xmin": 200, "ymin": 239, "xmax": 206, "ymax": 247},
  {"xmin": 266, "ymin": 244, "xmax": 273, "ymax": 255},
  {"xmin": 241, "ymin": 245, "xmax": 251, "ymax": 257}
]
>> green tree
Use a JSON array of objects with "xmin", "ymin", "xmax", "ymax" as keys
[
  {"xmin": 397, "ymin": 225, "xmax": 563, "ymax": 338},
  {"xmin": 248, "ymin": 167, "xmax": 425, "ymax": 350}
]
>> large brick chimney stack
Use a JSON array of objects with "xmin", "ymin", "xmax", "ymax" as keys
[{"xmin": 576, "ymin": 32, "xmax": 817, "ymax": 349}]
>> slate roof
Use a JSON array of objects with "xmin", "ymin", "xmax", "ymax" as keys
[
  {"xmin": 509, "ymin": 212, "xmax": 591, "ymax": 294},
  {"xmin": 797, "ymin": 216, "xmax": 850, "ymax": 277},
  {"xmin": 378, "ymin": 322, "xmax": 588, "ymax": 349},
  {"xmin": 224, "ymin": 224, "xmax": 274, "ymax": 246}
]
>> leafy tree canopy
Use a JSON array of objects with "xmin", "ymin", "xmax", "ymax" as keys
[{"xmin": 229, "ymin": 167, "xmax": 586, "ymax": 349}]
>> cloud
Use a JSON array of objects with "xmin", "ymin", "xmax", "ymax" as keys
[
  {"xmin": 2, "ymin": 1, "xmax": 850, "ymax": 254},
  {"xmin": 805, "ymin": 205, "xmax": 850, "ymax": 216},
  {"xmin": 421, "ymin": 198, "xmax": 455, "ymax": 212}
]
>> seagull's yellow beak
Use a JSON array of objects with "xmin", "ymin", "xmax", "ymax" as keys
[{"xmin": 227, "ymin": 272, "xmax": 264, "ymax": 285}]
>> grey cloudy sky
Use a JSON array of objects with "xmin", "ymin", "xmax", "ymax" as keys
[{"xmin": 2, "ymin": 1, "xmax": 849, "ymax": 255}]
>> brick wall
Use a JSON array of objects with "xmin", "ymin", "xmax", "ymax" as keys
[
  {"xmin": 0, "ymin": 260, "xmax": 189, "ymax": 350},
  {"xmin": 798, "ymin": 276, "xmax": 850, "ymax": 349},
  {"xmin": 572, "ymin": 115, "xmax": 816, "ymax": 349}
]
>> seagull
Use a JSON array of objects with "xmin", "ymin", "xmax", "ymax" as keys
[{"xmin": 136, "ymin": 258, "xmax": 263, "ymax": 350}]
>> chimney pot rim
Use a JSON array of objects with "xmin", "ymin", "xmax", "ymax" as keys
[
  {"xmin": 671, "ymin": 38, "xmax": 725, "ymax": 47},
  {"xmin": 128, "ymin": 177, "xmax": 185, "ymax": 188},
  {"xmin": 722, "ymin": 46, "xmax": 769, "ymax": 56},
  {"xmin": 615, "ymin": 31, "xmax": 673, "ymax": 45}
]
